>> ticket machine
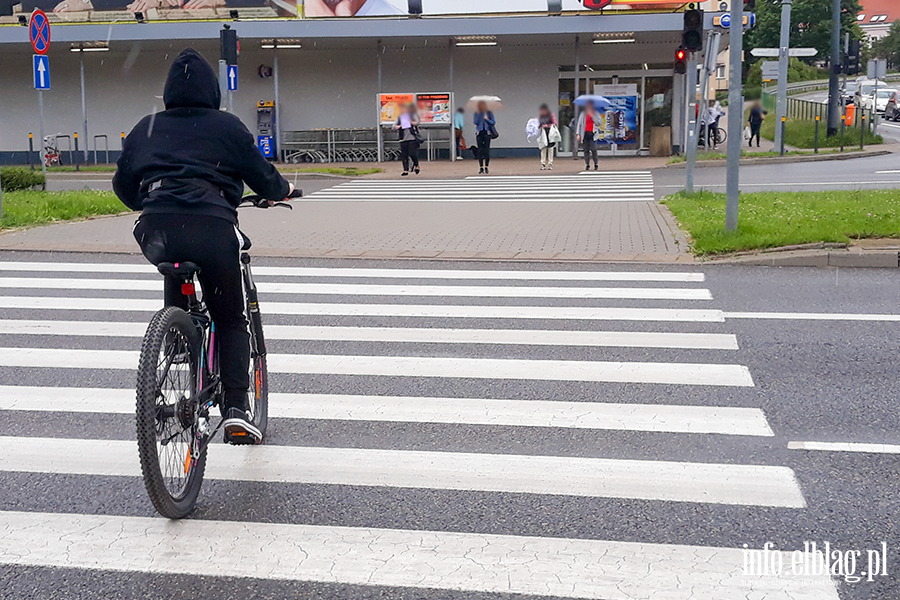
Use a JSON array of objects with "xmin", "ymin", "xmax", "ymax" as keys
[{"xmin": 256, "ymin": 101, "xmax": 277, "ymax": 160}]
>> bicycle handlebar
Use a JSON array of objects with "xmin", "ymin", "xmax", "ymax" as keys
[{"xmin": 239, "ymin": 188, "xmax": 302, "ymax": 210}]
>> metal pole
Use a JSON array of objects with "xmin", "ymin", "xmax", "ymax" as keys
[
  {"xmin": 725, "ymin": 0, "xmax": 743, "ymax": 231},
  {"xmin": 38, "ymin": 90, "xmax": 46, "ymax": 179},
  {"xmin": 872, "ymin": 77, "xmax": 880, "ymax": 137},
  {"xmin": 376, "ymin": 40, "xmax": 383, "ymax": 163},
  {"xmin": 814, "ymin": 115, "xmax": 820, "ymax": 153},
  {"xmin": 80, "ymin": 53, "xmax": 88, "ymax": 165},
  {"xmin": 74, "ymin": 132, "xmax": 80, "ymax": 171},
  {"xmin": 685, "ymin": 51, "xmax": 698, "ymax": 193},
  {"xmin": 218, "ymin": 60, "xmax": 228, "ymax": 112},
  {"xmin": 273, "ymin": 50, "xmax": 281, "ymax": 162},
  {"xmin": 773, "ymin": 0, "xmax": 792, "ymax": 152},
  {"xmin": 573, "ymin": 35, "xmax": 580, "ymax": 159},
  {"xmin": 28, "ymin": 133, "xmax": 34, "ymax": 171},
  {"xmin": 860, "ymin": 114, "xmax": 866, "ymax": 149},
  {"xmin": 449, "ymin": 39, "xmax": 455, "ymax": 161},
  {"xmin": 780, "ymin": 117, "xmax": 786, "ymax": 155},
  {"xmin": 840, "ymin": 112, "xmax": 845, "ymax": 151},
  {"xmin": 826, "ymin": 0, "xmax": 841, "ymax": 135}
]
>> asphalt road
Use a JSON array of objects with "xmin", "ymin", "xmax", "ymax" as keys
[
  {"xmin": 654, "ymin": 151, "xmax": 900, "ymax": 197},
  {"xmin": 0, "ymin": 252, "xmax": 897, "ymax": 599}
]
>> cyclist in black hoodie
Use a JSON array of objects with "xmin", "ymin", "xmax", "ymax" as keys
[{"xmin": 114, "ymin": 48, "xmax": 292, "ymax": 445}]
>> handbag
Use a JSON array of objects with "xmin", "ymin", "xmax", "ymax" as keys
[{"xmin": 489, "ymin": 124, "xmax": 499, "ymax": 140}]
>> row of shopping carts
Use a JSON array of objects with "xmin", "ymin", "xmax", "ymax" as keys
[{"xmin": 281, "ymin": 128, "xmax": 404, "ymax": 163}]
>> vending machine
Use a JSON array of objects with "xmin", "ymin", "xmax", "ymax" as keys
[{"xmin": 256, "ymin": 101, "xmax": 276, "ymax": 160}]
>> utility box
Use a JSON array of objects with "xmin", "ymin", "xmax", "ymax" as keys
[{"xmin": 257, "ymin": 101, "xmax": 276, "ymax": 160}]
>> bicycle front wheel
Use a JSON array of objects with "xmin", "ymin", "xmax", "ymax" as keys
[
  {"xmin": 248, "ymin": 310, "xmax": 269, "ymax": 437},
  {"xmin": 717, "ymin": 127, "xmax": 728, "ymax": 144},
  {"xmin": 136, "ymin": 306, "xmax": 206, "ymax": 519}
]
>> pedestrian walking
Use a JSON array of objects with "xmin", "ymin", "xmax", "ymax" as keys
[
  {"xmin": 473, "ymin": 101, "xmax": 497, "ymax": 175},
  {"xmin": 748, "ymin": 101, "xmax": 765, "ymax": 148},
  {"xmin": 537, "ymin": 104, "xmax": 560, "ymax": 170},
  {"xmin": 454, "ymin": 107, "xmax": 466, "ymax": 161},
  {"xmin": 575, "ymin": 100, "xmax": 600, "ymax": 171},
  {"xmin": 394, "ymin": 102, "xmax": 421, "ymax": 176}
]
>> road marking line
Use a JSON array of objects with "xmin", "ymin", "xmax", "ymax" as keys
[
  {"xmin": 875, "ymin": 170, "xmax": 900, "ymax": 174},
  {"xmin": 0, "ymin": 386, "xmax": 774, "ymax": 436},
  {"xmin": 303, "ymin": 196, "xmax": 655, "ymax": 202},
  {"xmin": 0, "ymin": 511, "xmax": 836, "ymax": 599},
  {"xmin": 661, "ymin": 181, "xmax": 900, "ymax": 189},
  {"xmin": 0, "ymin": 320, "xmax": 739, "ymax": 350},
  {"xmin": 0, "ymin": 262, "xmax": 705, "ymax": 282},
  {"xmin": 0, "ymin": 296, "xmax": 726, "ymax": 321},
  {"xmin": 0, "ymin": 348, "xmax": 755, "ymax": 387},
  {"xmin": 0, "ymin": 437, "xmax": 800, "ymax": 506},
  {"xmin": 788, "ymin": 441, "xmax": 900, "ymax": 454},
  {"xmin": 725, "ymin": 311, "xmax": 900, "ymax": 322},
  {"xmin": 0, "ymin": 278, "xmax": 713, "ymax": 300}
]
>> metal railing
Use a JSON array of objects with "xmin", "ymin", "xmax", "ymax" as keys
[{"xmin": 93, "ymin": 134, "xmax": 109, "ymax": 164}]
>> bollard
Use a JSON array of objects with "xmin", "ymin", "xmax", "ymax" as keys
[
  {"xmin": 780, "ymin": 117, "xmax": 786, "ymax": 156},
  {"xmin": 27, "ymin": 133, "xmax": 34, "ymax": 171},
  {"xmin": 814, "ymin": 115, "xmax": 820, "ymax": 154},
  {"xmin": 860, "ymin": 114, "xmax": 866, "ymax": 150},
  {"xmin": 840, "ymin": 114, "xmax": 846, "ymax": 152},
  {"xmin": 73, "ymin": 132, "xmax": 80, "ymax": 172}
]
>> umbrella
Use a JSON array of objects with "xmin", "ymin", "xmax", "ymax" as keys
[
  {"xmin": 574, "ymin": 94, "xmax": 611, "ymax": 111},
  {"xmin": 466, "ymin": 95, "xmax": 503, "ymax": 111}
]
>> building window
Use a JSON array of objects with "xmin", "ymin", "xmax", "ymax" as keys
[
  {"xmin": 857, "ymin": 14, "xmax": 865, "ymax": 21},
  {"xmin": 716, "ymin": 64, "xmax": 726, "ymax": 80}
]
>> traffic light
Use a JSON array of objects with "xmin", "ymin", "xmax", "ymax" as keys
[
  {"xmin": 408, "ymin": 0, "xmax": 422, "ymax": 14},
  {"xmin": 220, "ymin": 26, "xmax": 238, "ymax": 66},
  {"xmin": 683, "ymin": 8, "xmax": 704, "ymax": 53},
  {"xmin": 744, "ymin": 0, "xmax": 755, "ymax": 9},
  {"xmin": 846, "ymin": 39, "xmax": 861, "ymax": 76},
  {"xmin": 675, "ymin": 47, "xmax": 688, "ymax": 75}
]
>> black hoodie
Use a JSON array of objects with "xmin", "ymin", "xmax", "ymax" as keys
[{"xmin": 113, "ymin": 49, "xmax": 289, "ymax": 223}]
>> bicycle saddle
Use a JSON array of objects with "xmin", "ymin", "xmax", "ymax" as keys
[{"xmin": 157, "ymin": 261, "xmax": 201, "ymax": 279}]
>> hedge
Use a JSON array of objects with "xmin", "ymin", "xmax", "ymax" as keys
[{"xmin": 1, "ymin": 167, "xmax": 45, "ymax": 192}]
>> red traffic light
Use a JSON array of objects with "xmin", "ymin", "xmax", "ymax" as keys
[
  {"xmin": 674, "ymin": 47, "xmax": 688, "ymax": 74},
  {"xmin": 676, "ymin": 49, "xmax": 686, "ymax": 61}
]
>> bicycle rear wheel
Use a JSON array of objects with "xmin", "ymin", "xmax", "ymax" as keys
[
  {"xmin": 717, "ymin": 127, "xmax": 728, "ymax": 145},
  {"xmin": 136, "ymin": 306, "xmax": 206, "ymax": 519},
  {"xmin": 247, "ymin": 307, "xmax": 269, "ymax": 437}
]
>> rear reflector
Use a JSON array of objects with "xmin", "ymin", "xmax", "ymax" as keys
[{"xmin": 181, "ymin": 283, "xmax": 195, "ymax": 296}]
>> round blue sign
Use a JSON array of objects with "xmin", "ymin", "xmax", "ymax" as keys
[
  {"xmin": 720, "ymin": 13, "xmax": 731, "ymax": 28},
  {"xmin": 29, "ymin": 9, "xmax": 50, "ymax": 55}
]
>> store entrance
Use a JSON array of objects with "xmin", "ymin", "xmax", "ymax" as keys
[{"xmin": 557, "ymin": 69, "xmax": 674, "ymax": 158}]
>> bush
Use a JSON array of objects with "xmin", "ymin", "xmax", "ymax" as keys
[
  {"xmin": 1, "ymin": 167, "xmax": 45, "ymax": 192},
  {"xmin": 743, "ymin": 86, "xmax": 762, "ymax": 101}
]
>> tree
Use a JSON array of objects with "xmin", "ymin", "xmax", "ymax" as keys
[
  {"xmin": 745, "ymin": 0, "xmax": 862, "ymax": 68},
  {"xmin": 872, "ymin": 21, "xmax": 900, "ymax": 69}
]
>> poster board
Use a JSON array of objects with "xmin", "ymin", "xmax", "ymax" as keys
[
  {"xmin": 416, "ymin": 93, "xmax": 451, "ymax": 124},
  {"xmin": 379, "ymin": 93, "xmax": 415, "ymax": 125},
  {"xmin": 594, "ymin": 84, "xmax": 639, "ymax": 146}
]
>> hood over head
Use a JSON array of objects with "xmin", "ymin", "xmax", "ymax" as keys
[{"xmin": 164, "ymin": 49, "xmax": 221, "ymax": 110}]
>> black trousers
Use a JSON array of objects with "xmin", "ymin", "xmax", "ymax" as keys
[
  {"xmin": 582, "ymin": 133, "xmax": 598, "ymax": 167},
  {"xmin": 749, "ymin": 123, "xmax": 762, "ymax": 147},
  {"xmin": 400, "ymin": 140, "xmax": 420, "ymax": 172},
  {"xmin": 133, "ymin": 213, "xmax": 250, "ymax": 410},
  {"xmin": 476, "ymin": 132, "xmax": 491, "ymax": 167}
]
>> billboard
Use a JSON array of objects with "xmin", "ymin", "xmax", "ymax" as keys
[
  {"xmin": 304, "ymin": 0, "xmax": 685, "ymax": 17},
  {"xmin": 594, "ymin": 84, "xmax": 638, "ymax": 145},
  {"xmin": 380, "ymin": 93, "xmax": 451, "ymax": 125}
]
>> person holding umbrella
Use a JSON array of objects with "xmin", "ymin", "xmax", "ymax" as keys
[
  {"xmin": 393, "ymin": 101, "xmax": 421, "ymax": 176},
  {"xmin": 575, "ymin": 99, "xmax": 601, "ymax": 171},
  {"xmin": 469, "ymin": 96, "xmax": 500, "ymax": 175}
]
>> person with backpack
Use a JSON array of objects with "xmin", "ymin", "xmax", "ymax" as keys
[{"xmin": 473, "ymin": 101, "xmax": 497, "ymax": 175}]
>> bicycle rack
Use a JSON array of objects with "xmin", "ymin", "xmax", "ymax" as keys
[
  {"xmin": 56, "ymin": 134, "xmax": 73, "ymax": 166},
  {"xmin": 93, "ymin": 134, "xmax": 109, "ymax": 164}
]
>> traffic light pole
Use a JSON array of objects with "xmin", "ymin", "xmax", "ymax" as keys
[
  {"xmin": 773, "ymin": 0, "xmax": 792, "ymax": 152},
  {"xmin": 725, "ymin": 0, "xmax": 743, "ymax": 231},
  {"xmin": 686, "ymin": 51, "xmax": 698, "ymax": 194},
  {"xmin": 826, "ymin": 0, "xmax": 841, "ymax": 136}
]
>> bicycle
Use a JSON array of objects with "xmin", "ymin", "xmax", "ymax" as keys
[{"xmin": 135, "ymin": 189, "xmax": 301, "ymax": 519}]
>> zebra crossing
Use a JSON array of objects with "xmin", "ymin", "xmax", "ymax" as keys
[
  {"xmin": 304, "ymin": 171, "xmax": 657, "ymax": 202},
  {"xmin": 0, "ymin": 258, "xmax": 839, "ymax": 599}
]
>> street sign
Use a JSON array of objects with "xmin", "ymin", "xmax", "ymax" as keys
[
  {"xmin": 29, "ymin": 9, "xmax": 50, "ymax": 55},
  {"xmin": 227, "ymin": 65, "xmax": 238, "ymax": 92},
  {"xmin": 715, "ymin": 12, "xmax": 756, "ymax": 29},
  {"xmin": 868, "ymin": 58, "xmax": 887, "ymax": 80},
  {"xmin": 33, "ymin": 55, "xmax": 50, "ymax": 90},
  {"xmin": 761, "ymin": 61, "xmax": 779, "ymax": 82},
  {"xmin": 751, "ymin": 47, "xmax": 818, "ymax": 58}
]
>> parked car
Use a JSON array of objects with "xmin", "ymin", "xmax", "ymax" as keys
[
  {"xmin": 856, "ymin": 81, "xmax": 877, "ymax": 110},
  {"xmin": 842, "ymin": 81, "xmax": 858, "ymax": 103},
  {"xmin": 874, "ymin": 88, "xmax": 898, "ymax": 113},
  {"xmin": 885, "ymin": 92, "xmax": 900, "ymax": 121}
]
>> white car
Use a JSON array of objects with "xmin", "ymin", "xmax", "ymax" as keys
[
  {"xmin": 857, "ymin": 81, "xmax": 877, "ymax": 109},
  {"xmin": 874, "ymin": 88, "xmax": 897, "ymax": 113}
]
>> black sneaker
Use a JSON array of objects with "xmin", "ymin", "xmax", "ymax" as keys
[
  {"xmin": 479, "ymin": 168, "xmax": 484, "ymax": 174},
  {"xmin": 484, "ymin": 167, "xmax": 489, "ymax": 175},
  {"xmin": 223, "ymin": 407, "xmax": 262, "ymax": 445}
]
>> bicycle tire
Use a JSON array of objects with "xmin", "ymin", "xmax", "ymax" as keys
[
  {"xmin": 247, "ymin": 303, "xmax": 269, "ymax": 437},
  {"xmin": 716, "ymin": 127, "xmax": 728, "ymax": 144},
  {"xmin": 136, "ymin": 306, "xmax": 206, "ymax": 519}
]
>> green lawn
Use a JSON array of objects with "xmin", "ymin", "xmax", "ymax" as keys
[
  {"xmin": 666, "ymin": 147, "xmax": 864, "ymax": 164},
  {"xmin": 0, "ymin": 190, "xmax": 128, "ymax": 230},
  {"xmin": 760, "ymin": 117, "xmax": 883, "ymax": 149},
  {"xmin": 663, "ymin": 189, "xmax": 900, "ymax": 255}
]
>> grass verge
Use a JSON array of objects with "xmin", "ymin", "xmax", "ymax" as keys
[
  {"xmin": 663, "ymin": 189, "xmax": 900, "ymax": 255},
  {"xmin": 761, "ymin": 117, "xmax": 883, "ymax": 149},
  {"xmin": 0, "ymin": 190, "xmax": 128, "ymax": 231},
  {"xmin": 666, "ymin": 147, "xmax": 864, "ymax": 165}
]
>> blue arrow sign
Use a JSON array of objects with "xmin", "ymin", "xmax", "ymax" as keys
[
  {"xmin": 227, "ymin": 65, "xmax": 238, "ymax": 92},
  {"xmin": 33, "ymin": 54, "xmax": 50, "ymax": 90}
]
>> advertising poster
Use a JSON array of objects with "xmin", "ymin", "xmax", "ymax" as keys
[
  {"xmin": 304, "ymin": 0, "xmax": 685, "ymax": 18},
  {"xmin": 595, "ymin": 96, "xmax": 638, "ymax": 145},
  {"xmin": 416, "ymin": 93, "xmax": 451, "ymax": 124},
  {"xmin": 379, "ymin": 93, "xmax": 414, "ymax": 125}
]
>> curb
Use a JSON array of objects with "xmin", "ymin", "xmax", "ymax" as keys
[
  {"xmin": 665, "ymin": 149, "xmax": 892, "ymax": 169},
  {"xmin": 703, "ymin": 248, "xmax": 900, "ymax": 268}
]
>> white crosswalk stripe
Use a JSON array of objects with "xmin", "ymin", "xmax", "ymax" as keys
[
  {"xmin": 0, "ymin": 259, "xmax": 835, "ymax": 599},
  {"xmin": 306, "ymin": 171, "xmax": 656, "ymax": 202}
]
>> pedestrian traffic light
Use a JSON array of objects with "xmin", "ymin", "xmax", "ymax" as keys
[
  {"xmin": 846, "ymin": 39, "xmax": 861, "ymax": 76},
  {"xmin": 675, "ymin": 47, "xmax": 688, "ymax": 74},
  {"xmin": 220, "ymin": 26, "xmax": 238, "ymax": 66},
  {"xmin": 682, "ymin": 7, "xmax": 704, "ymax": 53},
  {"xmin": 744, "ymin": 0, "xmax": 755, "ymax": 9}
]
